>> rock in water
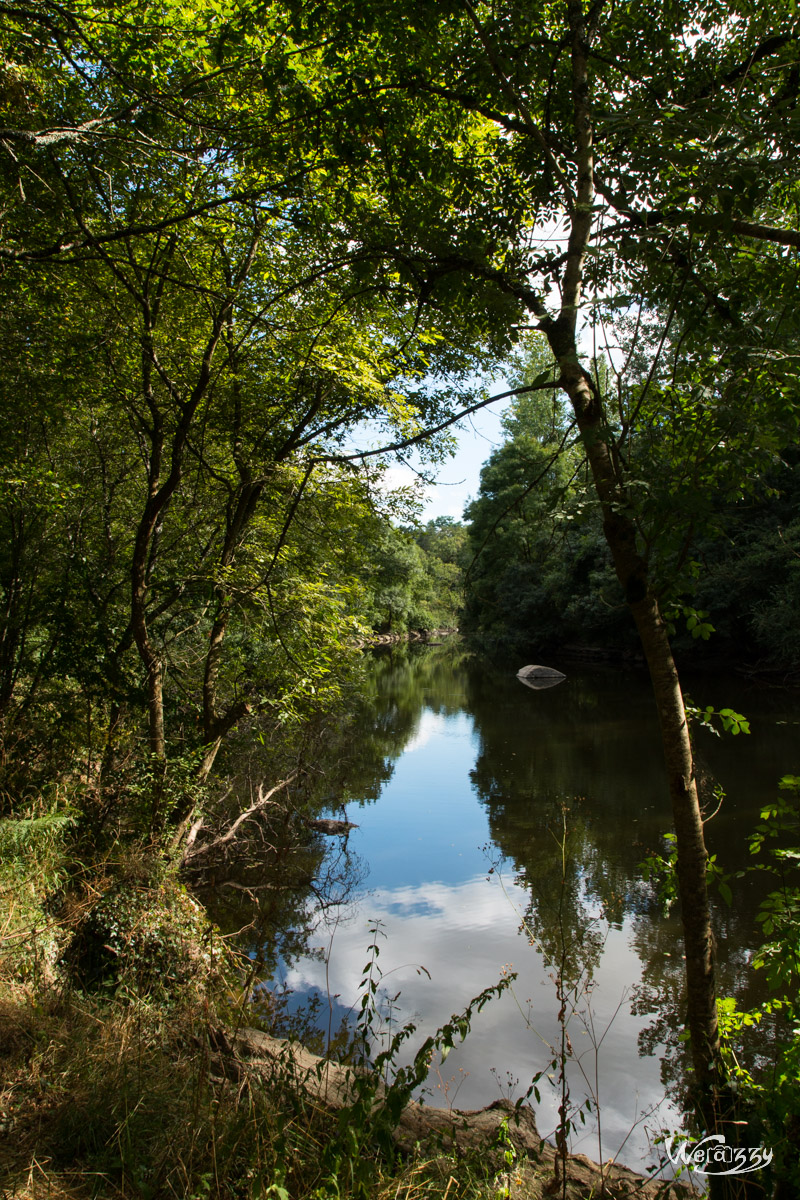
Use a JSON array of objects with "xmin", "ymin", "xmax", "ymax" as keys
[
  {"xmin": 516, "ymin": 664, "xmax": 566, "ymax": 691},
  {"xmin": 517, "ymin": 664, "xmax": 566, "ymax": 679}
]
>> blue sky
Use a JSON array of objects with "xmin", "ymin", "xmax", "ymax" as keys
[{"xmin": 383, "ymin": 393, "xmax": 513, "ymax": 522}]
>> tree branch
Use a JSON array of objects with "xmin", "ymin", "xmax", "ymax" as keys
[
  {"xmin": 458, "ymin": 0, "xmax": 574, "ymax": 209},
  {"xmin": 330, "ymin": 380, "xmax": 559, "ymax": 464},
  {"xmin": 180, "ymin": 772, "xmax": 299, "ymax": 867}
]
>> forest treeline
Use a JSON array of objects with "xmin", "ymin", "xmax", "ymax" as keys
[
  {"xmin": 461, "ymin": 343, "xmax": 800, "ymax": 669},
  {"xmin": 2, "ymin": 0, "xmax": 800, "ymax": 1196}
]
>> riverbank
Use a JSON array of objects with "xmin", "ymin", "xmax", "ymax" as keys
[
  {"xmin": 0, "ymin": 956, "xmax": 693, "ymax": 1200},
  {"xmin": 354, "ymin": 627, "xmax": 459, "ymax": 648},
  {"xmin": 0, "ymin": 813, "xmax": 690, "ymax": 1199},
  {"xmin": 226, "ymin": 1025, "xmax": 694, "ymax": 1200}
]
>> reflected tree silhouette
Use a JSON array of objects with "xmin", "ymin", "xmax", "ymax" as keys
[{"xmin": 220, "ymin": 646, "xmax": 792, "ymax": 1112}]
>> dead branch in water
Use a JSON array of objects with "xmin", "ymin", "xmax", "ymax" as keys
[{"xmin": 180, "ymin": 772, "xmax": 300, "ymax": 869}]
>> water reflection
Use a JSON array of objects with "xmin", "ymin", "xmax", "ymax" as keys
[
  {"xmin": 283, "ymin": 872, "xmax": 676, "ymax": 1166},
  {"xmin": 273, "ymin": 645, "xmax": 800, "ymax": 1172}
]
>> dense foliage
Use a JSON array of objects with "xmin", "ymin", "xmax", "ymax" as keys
[
  {"xmin": 463, "ymin": 342, "xmax": 800, "ymax": 669},
  {"xmin": 3, "ymin": 0, "xmax": 800, "ymax": 1194}
]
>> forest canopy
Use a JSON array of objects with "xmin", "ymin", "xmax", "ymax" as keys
[{"xmin": 462, "ymin": 336, "xmax": 800, "ymax": 667}]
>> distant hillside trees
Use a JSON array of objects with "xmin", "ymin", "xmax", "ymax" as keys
[{"xmin": 362, "ymin": 517, "xmax": 468, "ymax": 634}]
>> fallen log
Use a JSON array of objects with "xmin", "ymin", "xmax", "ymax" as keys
[
  {"xmin": 304, "ymin": 817, "xmax": 359, "ymax": 836},
  {"xmin": 216, "ymin": 1028, "xmax": 692, "ymax": 1199}
]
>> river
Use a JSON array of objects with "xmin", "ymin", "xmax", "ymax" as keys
[{"xmin": 271, "ymin": 643, "xmax": 800, "ymax": 1175}]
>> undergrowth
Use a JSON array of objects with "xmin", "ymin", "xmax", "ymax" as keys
[
  {"xmin": 0, "ymin": 793, "xmax": 512, "ymax": 1200},
  {"xmin": 0, "ymin": 982, "xmax": 509, "ymax": 1200}
]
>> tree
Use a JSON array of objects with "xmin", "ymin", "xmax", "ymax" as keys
[
  {"xmin": 359, "ymin": 519, "xmax": 465, "ymax": 632},
  {"xmin": 462, "ymin": 344, "xmax": 627, "ymax": 655},
  {"xmin": 2, "ymin": 0, "xmax": 530, "ymax": 834},
  {"xmin": 464, "ymin": 333, "xmax": 800, "ymax": 665}
]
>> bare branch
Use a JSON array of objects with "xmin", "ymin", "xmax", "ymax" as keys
[
  {"xmin": 181, "ymin": 772, "xmax": 299, "ymax": 868},
  {"xmin": 330, "ymin": 380, "xmax": 560, "ymax": 464}
]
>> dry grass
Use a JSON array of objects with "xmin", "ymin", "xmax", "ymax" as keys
[
  {"xmin": 0, "ymin": 973, "xmax": 503, "ymax": 1200},
  {"xmin": 0, "ymin": 826, "xmax": 521, "ymax": 1200}
]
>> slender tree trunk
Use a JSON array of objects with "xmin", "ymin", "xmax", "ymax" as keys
[
  {"xmin": 551, "ymin": 329, "xmax": 725, "ymax": 1106},
  {"xmin": 131, "ymin": 574, "xmax": 164, "ymax": 766},
  {"xmin": 0, "ymin": 509, "xmax": 37, "ymax": 719},
  {"xmin": 131, "ymin": 512, "xmax": 167, "ymax": 828},
  {"xmin": 542, "ymin": 0, "xmax": 728, "ymax": 1135},
  {"xmin": 197, "ymin": 472, "xmax": 263, "ymax": 789},
  {"xmin": 454, "ymin": 2, "xmax": 726, "ymax": 1096},
  {"xmin": 194, "ymin": 458, "xmax": 314, "ymax": 798},
  {"xmin": 130, "ymin": 341, "xmax": 168, "ymax": 767},
  {"xmin": 629, "ymin": 595, "xmax": 720, "ymax": 1083}
]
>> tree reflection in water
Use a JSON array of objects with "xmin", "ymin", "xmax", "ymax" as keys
[
  {"xmin": 209, "ymin": 644, "xmax": 796, "ymax": 1161},
  {"xmin": 466, "ymin": 653, "xmax": 786, "ymax": 1112}
]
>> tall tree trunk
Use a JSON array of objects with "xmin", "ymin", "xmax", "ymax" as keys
[
  {"xmin": 541, "ymin": 0, "xmax": 729, "ymax": 1138},
  {"xmin": 131, "ymin": 341, "xmax": 168, "ymax": 768},
  {"xmin": 200, "ymin": 474, "xmax": 263, "ymax": 773}
]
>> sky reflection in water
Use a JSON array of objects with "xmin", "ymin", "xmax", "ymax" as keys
[{"xmin": 282, "ymin": 671, "xmax": 683, "ymax": 1169}]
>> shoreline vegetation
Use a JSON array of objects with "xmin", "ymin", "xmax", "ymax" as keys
[
  {"xmin": 354, "ymin": 627, "xmax": 460, "ymax": 649},
  {"xmin": 3, "ymin": 642, "xmax": 798, "ymax": 1197},
  {"xmin": 0, "ymin": 898, "xmax": 693, "ymax": 1200}
]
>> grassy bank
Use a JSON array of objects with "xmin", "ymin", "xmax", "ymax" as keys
[{"xmin": 0, "ymin": 821, "xmax": 502, "ymax": 1200}]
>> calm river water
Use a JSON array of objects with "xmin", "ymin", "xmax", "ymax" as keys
[{"xmin": 275, "ymin": 644, "xmax": 800, "ymax": 1173}]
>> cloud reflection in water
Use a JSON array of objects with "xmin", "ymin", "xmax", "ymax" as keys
[{"xmin": 285, "ymin": 870, "xmax": 679, "ymax": 1167}]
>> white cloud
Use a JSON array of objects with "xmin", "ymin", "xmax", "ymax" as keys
[
  {"xmin": 401, "ymin": 709, "xmax": 449, "ymax": 753},
  {"xmin": 379, "ymin": 463, "xmax": 430, "ymax": 496}
]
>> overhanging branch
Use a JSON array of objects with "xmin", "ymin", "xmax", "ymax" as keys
[{"xmin": 329, "ymin": 380, "xmax": 560, "ymax": 464}]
